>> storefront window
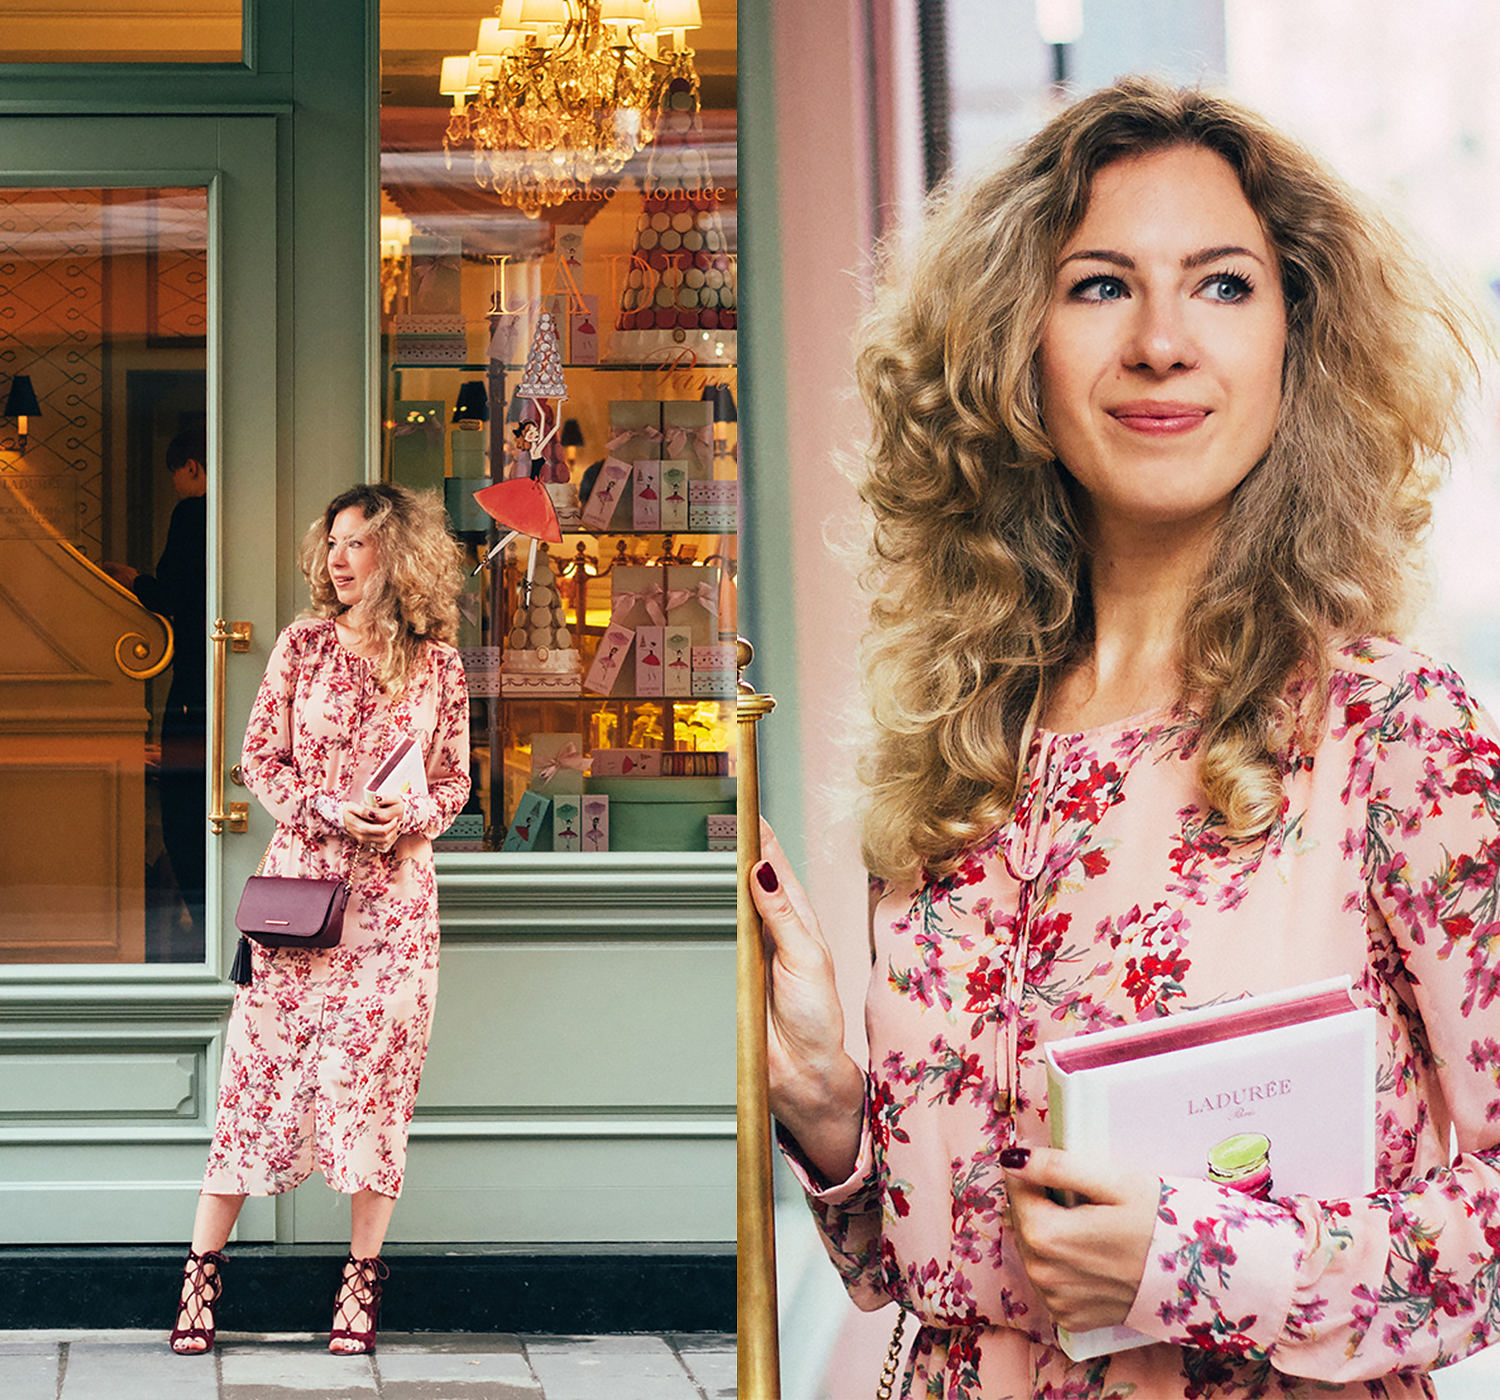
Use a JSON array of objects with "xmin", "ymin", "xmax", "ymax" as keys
[
  {"xmin": 0, "ymin": 186, "xmax": 209, "ymax": 963},
  {"xmin": 380, "ymin": 0, "xmax": 738, "ymax": 855},
  {"xmin": 0, "ymin": 1, "xmax": 241, "ymax": 63}
]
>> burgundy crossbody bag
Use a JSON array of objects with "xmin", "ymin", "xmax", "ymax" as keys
[{"xmin": 229, "ymin": 841, "xmax": 351, "ymax": 985}]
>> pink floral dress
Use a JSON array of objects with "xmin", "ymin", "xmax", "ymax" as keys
[
  {"xmin": 202, "ymin": 619, "xmax": 470, "ymax": 1198},
  {"xmin": 787, "ymin": 639, "xmax": 1500, "ymax": 1397}
]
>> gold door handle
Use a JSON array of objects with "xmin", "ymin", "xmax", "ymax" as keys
[{"xmin": 209, "ymin": 619, "xmax": 253, "ymax": 835}]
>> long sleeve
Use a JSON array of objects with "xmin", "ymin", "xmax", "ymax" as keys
[
  {"xmin": 399, "ymin": 645, "xmax": 470, "ymax": 838},
  {"xmin": 240, "ymin": 625, "xmax": 346, "ymax": 840},
  {"xmin": 1124, "ymin": 661, "xmax": 1500, "ymax": 1383},
  {"xmin": 779, "ymin": 1090, "xmax": 891, "ymax": 1311}
]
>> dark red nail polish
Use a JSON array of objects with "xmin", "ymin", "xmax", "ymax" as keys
[
  {"xmin": 755, "ymin": 862, "xmax": 779, "ymax": 893},
  {"xmin": 999, "ymin": 1146, "xmax": 1031, "ymax": 1169}
]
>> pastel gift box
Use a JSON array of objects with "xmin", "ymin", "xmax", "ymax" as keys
[
  {"xmin": 580, "ymin": 457, "xmax": 634, "ymax": 530},
  {"xmin": 590, "ymin": 748, "xmax": 663, "ymax": 777},
  {"xmin": 610, "ymin": 565, "xmax": 667, "ymax": 629},
  {"xmin": 633, "ymin": 459, "xmax": 662, "ymax": 531},
  {"xmin": 707, "ymin": 813, "xmax": 736, "ymax": 851},
  {"xmin": 551, "ymin": 796, "xmax": 584, "ymax": 852},
  {"xmin": 663, "ymin": 628, "xmax": 693, "ymax": 696},
  {"xmin": 665, "ymin": 563, "xmax": 720, "ymax": 645},
  {"xmin": 569, "ymin": 294, "xmax": 600, "ymax": 365},
  {"xmin": 583, "ymin": 622, "xmax": 635, "ymax": 695},
  {"xmin": 662, "ymin": 399, "xmax": 714, "ymax": 478},
  {"xmin": 501, "ymin": 791, "xmax": 551, "ymax": 851},
  {"xmin": 688, "ymin": 479, "xmax": 738, "ymax": 532},
  {"xmin": 609, "ymin": 400, "xmax": 663, "ymax": 462},
  {"xmin": 450, "ymin": 428, "xmax": 485, "ymax": 478},
  {"xmin": 435, "ymin": 812, "xmax": 484, "ymax": 851},
  {"xmin": 691, "ymin": 644, "xmax": 736, "ymax": 697},
  {"xmin": 634, "ymin": 625, "xmax": 665, "ymax": 696},
  {"xmin": 584, "ymin": 777, "xmax": 733, "ymax": 852},
  {"xmin": 445, "ymin": 477, "xmax": 492, "ymax": 534},
  {"xmin": 529, "ymin": 732, "xmax": 586, "ymax": 795},
  {"xmin": 392, "ymin": 402, "xmax": 446, "ymax": 494},
  {"xmin": 459, "ymin": 646, "xmax": 501, "ymax": 699},
  {"xmin": 659, "ymin": 461, "xmax": 690, "ymax": 531},
  {"xmin": 581, "ymin": 794, "xmax": 611, "ymax": 852}
]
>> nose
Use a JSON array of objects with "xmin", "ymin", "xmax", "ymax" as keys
[
  {"xmin": 329, "ymin": 540, "xmax": 347, "ymax": 568},
  {"xmin": 1124, "ymin": 293, "xmax": 1198, "ymax": 375}
]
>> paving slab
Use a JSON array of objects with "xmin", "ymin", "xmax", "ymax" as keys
[
  {"xmin": 378, "ymin": 1334, "xmax": 526, "ymax": 1356},
  {"xmin": 523, "ymin": 1335, "xmax": 701, "ymax": 1400},
  {"xmin": 379, "ymin": 1382, "xmax": 543, "ymax": 1400},
  {"xmin": 219, "ymin": 1340, "xmax": 376, "ymax": 1396},
  {"xmin": 377, "ymin": 1351, "xmax": 539, "ymax": 1386},
  {"xmin": 676, "ymin": 1345, "xmax": 734, "ymax": 1399},
  {"xmin": 0, "ymin": 1348, "xmax": 61, "ymax": 1400},
  {"xmin": 61, "ymin": 1341, "xmax": 217, "ymax": 1400}
]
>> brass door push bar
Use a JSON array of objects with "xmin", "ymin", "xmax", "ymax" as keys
[{"xmin": 209, "ymin": 618, "xmax": 253, "ymax": 835}]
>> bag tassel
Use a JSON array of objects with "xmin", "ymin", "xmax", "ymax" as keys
[{"xmin": 229, "ymin": 935, "xmax": 254, "ymax": 986}]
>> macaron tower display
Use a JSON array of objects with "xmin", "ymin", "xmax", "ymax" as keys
[
  {"xmin": 499, "ymin": 547, "xmax": 582, "ymax": 696},
  {"xmin": 614, "ymin": 76, "xmax": 735, "ymax": 360}
]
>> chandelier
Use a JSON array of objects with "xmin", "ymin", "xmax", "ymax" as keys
[{"xmin": 440, "ymin": 0, "xmax": 703, "ymax": 218}]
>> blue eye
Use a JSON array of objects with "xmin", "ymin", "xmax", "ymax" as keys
[
  {"xmin": 1201, "ymin": 271, "xmax": 1254, "ymax": 303},
  {"xmin": 1068, "ymin": 274, "xmax": 1128, "ymax": 303}
]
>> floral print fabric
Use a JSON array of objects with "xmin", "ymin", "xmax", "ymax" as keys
[
  {"xmin": 789, "ymin": 639, "xmax": 1500, "ymax": 1397},
  {"xmin": 202, "ymin": 619, "xmax": 469, "ymax": 1198}
]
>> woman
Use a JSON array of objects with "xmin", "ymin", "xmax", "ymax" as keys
[
  {"xmin": 170, "ymin": 483, "xmax": 470, "ymax": 1356},
  {"xmin": 751, "ymin": 79, "xmax": 1500, "ymax": 1397}
]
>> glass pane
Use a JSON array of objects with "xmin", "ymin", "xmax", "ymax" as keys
[
  {"xmin": 379, "ymin": 0, "xmax": 738, "ymax": 855},
  {"xmin": 0, "ymin": 1, "xmax": 241, "ymax": 63},
  {"xmin": 0, "ymin": 186, "xmax": 209, "ymax": 963}
]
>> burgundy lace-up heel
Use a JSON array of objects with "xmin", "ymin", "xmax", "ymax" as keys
[
  {"xmin": 169, "ymin": 1248, "xmax": 227, "ymax": 1354},
  {"xmin": 329, "ymin": 1254, "xmax": 389, "ymax": 1355}
]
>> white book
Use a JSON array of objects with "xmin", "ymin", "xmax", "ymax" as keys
[
  {"xmin": 367, "ymin": 733, "xmax": 428, "ymax": 801},
  {"xmin": 1044, "ymin": 977, "xmax": 1376, "ymax": 1360}
]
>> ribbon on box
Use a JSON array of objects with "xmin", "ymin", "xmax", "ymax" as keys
[
  {"xmin": 535, "ymin": 742, "xmax": 588, "ymax": 786},
  {"xmin": 605, "ymin": 431, "xmax": 635, "ymax": 455},
  {"xmin": 665, "ymin": 580, "xmax": 718, "ymax": 616},
  {"xmin": 664, "ymin": 424, "xmax": 712, "ymax": 459},
  {"xmin": 611, "ymin": 586, "xmax": 667, "ymax": 627}
]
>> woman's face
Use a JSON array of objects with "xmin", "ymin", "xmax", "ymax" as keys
[
  {"xmin": 327, "ymin": 505, "xmax": 379, "ymax": 608},
  {"xmin": 1037, "ymin": 144, "xmax": 1287, "ymax": 537}
]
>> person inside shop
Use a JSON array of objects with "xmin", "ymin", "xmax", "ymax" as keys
[
  {"xmin": 105, "ymin": 427, "xmax": 209, "ymax": 950},
  {"xmin": 169, "ymin": 482, "xmax": 470, "ymax": 1358},
  {"xmin": 749, "ymin": 77, "xmax": 1500, "ymax": 1397}
]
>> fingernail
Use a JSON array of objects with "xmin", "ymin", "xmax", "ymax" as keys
[
  {"xmin": 755, "ymin": 862, "xmax": 779, "ymax": 893},
  {"xmin": 999, "ymin": 1146, "xmax": 1030, "ymax": 1169}
]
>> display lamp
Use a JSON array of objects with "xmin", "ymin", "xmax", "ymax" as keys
[
  {"xmin": 453, "ymin": 381, "xmax": 490, "ymax": 426},
  {"xmin": 4, "ymin": 374, "xmax": 41, "ymax": 454},
  {"xmin": 652, "ymin": 0, "xmax": 701, "ymax": 48}
]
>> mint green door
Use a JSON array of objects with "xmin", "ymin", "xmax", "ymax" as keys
[{"xmin": 0, "ymin": 114, "xmax": 282, "ymax": 1243}]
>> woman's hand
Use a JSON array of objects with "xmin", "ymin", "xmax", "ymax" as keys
[
  {"xmin": 341, "ymin": 795, "xmax": 405, "ymax": 853},
  {"xmin": 748, "ymin": 820, "xmax": 866, "ymax": 1186},
  {"xmin": 1000, "ymin": 1145, "xmax": 1160, "ymax": 1333}
]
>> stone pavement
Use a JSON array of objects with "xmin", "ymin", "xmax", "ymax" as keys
[{"xmin": 0, "ymin": 1331, "xmax": 735, "ymax": 1400}]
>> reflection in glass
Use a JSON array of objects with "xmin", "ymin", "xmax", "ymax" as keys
[{"xmin": 0, "ymin": 187, "xmax": 208, "ymax": 964}]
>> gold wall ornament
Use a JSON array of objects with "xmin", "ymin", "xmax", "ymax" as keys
[
  {"xmin": 736, "ymin": 635, "xmax": 781, "ymax": 1399},
  {"xmin": 113, "ymin": 627, "xmax": 173, "ymax": 681},
  {"xmin": 440, "ymin": 0, "xmax": 702, "ymax": 217}
]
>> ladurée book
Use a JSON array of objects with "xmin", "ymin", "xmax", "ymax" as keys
[{"xmin": 1043, "ymin": 976, "xmax": 1376, "ymax": 1361}]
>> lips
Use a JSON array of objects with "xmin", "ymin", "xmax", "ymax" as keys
[{"xmin": 1107, "ymin": 400, "xmax": 1210, "ymax": 435}]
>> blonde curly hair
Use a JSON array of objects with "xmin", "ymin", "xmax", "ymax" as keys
[
  {"xmin": 301, "ymin": 483, "xmax": 465, "ymax": 697},
  {"xmin": 856, "ymin": 77, "xmax": 1484, "ymax": 882}
]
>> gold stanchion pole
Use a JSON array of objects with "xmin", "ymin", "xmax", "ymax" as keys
[{"xmin": 737, "ymin": 636, "xmax": 781, "ymax": 1400}]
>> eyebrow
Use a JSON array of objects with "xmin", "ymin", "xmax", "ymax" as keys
[{"xmin": 1059, "ymin": 245, "xmax": 1268, "ymax": 271}]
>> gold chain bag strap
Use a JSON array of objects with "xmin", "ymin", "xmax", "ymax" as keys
[
  {"xmin": 229, "ymin": 836, "xmax": 355, "ymax": 985},
  {"xmin": 876, "ymin": 1308, "xmax": 909, "ymax": 1400}
]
